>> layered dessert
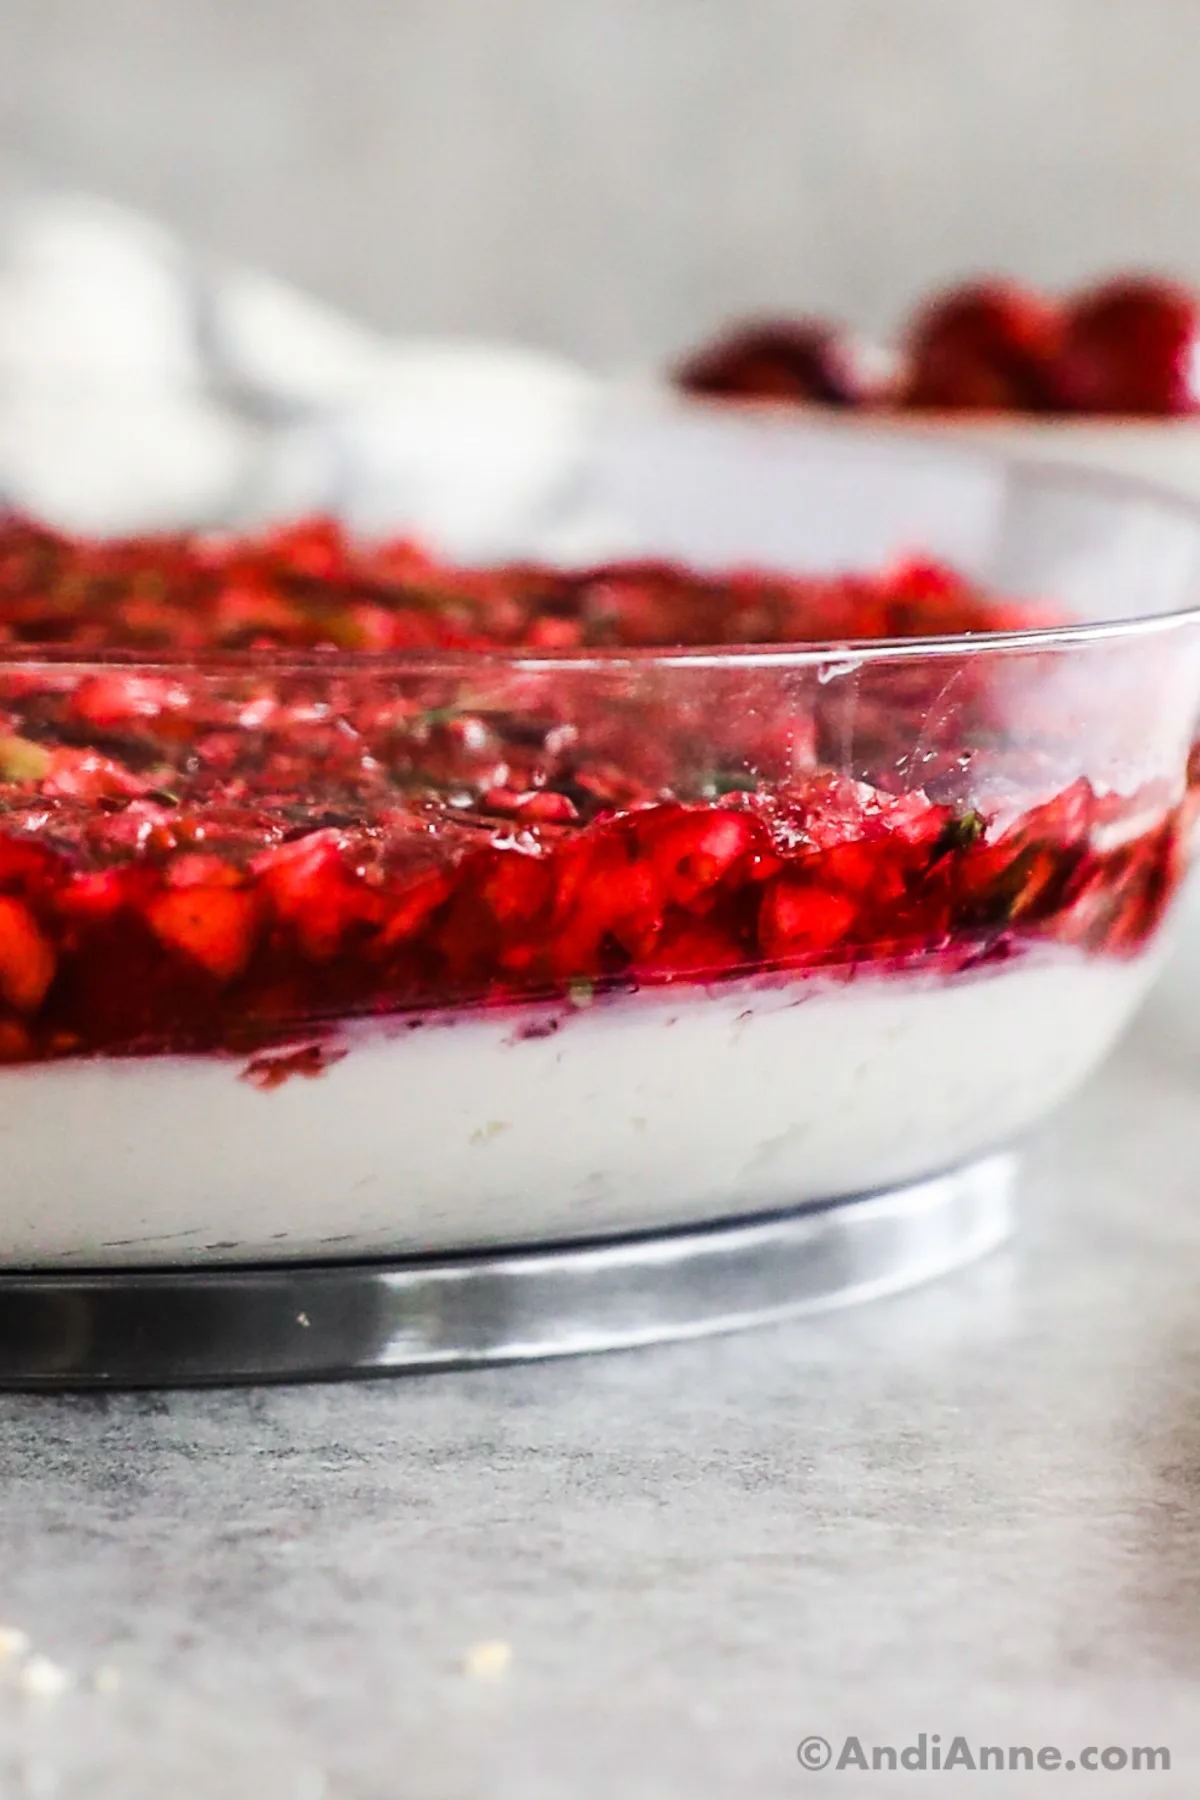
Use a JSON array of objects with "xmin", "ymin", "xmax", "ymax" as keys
[
  {"xmin": 0, "ymin": 515, "xmax": 1191, "ymax": 1262},
  {"xmin": 672, "ymin": 275, "xmax": 1200, "ymax": 493}
]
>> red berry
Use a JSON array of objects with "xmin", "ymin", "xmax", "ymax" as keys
[
  {"xmin": 42, "ymin": 749, "xmax": 148, "ymax": 802},
  {"xmin": 637, "ymin": 917, "xmax": 746, "ymax": 979},
  {"xmin": 674, "ymin": 319, "xmax": 885, "ymax": 406},
  {"xmin": 256, "ymin": 832, "xmax": 384, "ymax": 961},
  {"xmin": 903, "ymin": 280, "xmax": 1061, "ymax": 410},
  {"xmin": 758, "ymin": 875, "xmax": 858, "ymax": 961},
  {"xmin": 55, "ymin": 869, "xmax": 147, "ymax": 921},
  {"xmin": 0, "ymin": 834, "xmax": 68, "ymax": 903},
  {"xmin": 146, "ymin": 885, "xmax": 261, "ymax": 983},
  {"xmin": 0, "ymin": 896, "xmax": 56, "ymax": 1013},
  {"xmin": 260, "ymin": 516, "xmax": 349, "ymax": 581},
  {"xmin": 482, "ymin": 788, "xmax": 580, "ymax": 825},
  {"xmin": 70, "ymin": 674, "xmax": 185, "ymax": 730},
  {"xmin": 526, "ymin": 616, "xmax": 586, "ymax": 651},
  {"xmin": 957, "ymin": 781, "xmax": 1096, "ymax": 926},
  {"xmin": 374, "ymin": 867, "xmax": 456, "ymax": 953},
  {"xmin": 634, "ymin": 805, "xmax": 758, "ymax": 908},
  {"xmin": 477, "ymin": 850, "xmax": 554, "ymax": 932},
  {"xmin": 546, "ymin": 829, "xmax": 661, "ymax": 975},
  {"xmin": 165, "ymin": 853, "xmax": 247, "ymax": 891},
  {"xmin": 1049, "ymin": 276, "xmax": 1200, "ymax": 415}
]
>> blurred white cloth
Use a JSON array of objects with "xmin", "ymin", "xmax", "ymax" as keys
[{"xmin": 0, "ymin": 192, "xmax": 625, "ymax": 557}]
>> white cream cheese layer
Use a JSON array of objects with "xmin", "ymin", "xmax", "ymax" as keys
[{"xmin": 0, "ymin": 954, "xmax": 1152, "ymax": 1265}]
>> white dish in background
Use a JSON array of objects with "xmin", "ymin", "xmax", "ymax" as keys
[
  {"xmin": 826, "ymin": 409, "xmax": 1200, "ymax": 503},
  {"xmin": 648, "ymin": 370, "xmax": 1200, "ymax": 503}
]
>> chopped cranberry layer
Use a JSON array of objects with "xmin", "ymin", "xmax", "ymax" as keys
[
  {"xmin": 0, "ymin": 516, "xmax": 1053, "ymax": 653},
  {"xmin": 0, "ymin": 514, "xmax": 1189, "ymax": 1063},
  {"xmin": 0, "ymin": 768, "xmax": 1185, "ymax": 1064}
]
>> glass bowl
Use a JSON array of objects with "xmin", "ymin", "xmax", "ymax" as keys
[{"xmin": 0, "ymin": 405, "xmax": 1199, "ymax": 1273}]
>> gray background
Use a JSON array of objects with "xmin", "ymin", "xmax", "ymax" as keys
[{"xmin": 2, "ymin": 0, "xmax": 1199, "ymax": 365}]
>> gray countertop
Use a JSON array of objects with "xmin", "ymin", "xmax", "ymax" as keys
[{"xmin": 0, "ymin": 997, "xmax": 1198, "ymax": 1799}]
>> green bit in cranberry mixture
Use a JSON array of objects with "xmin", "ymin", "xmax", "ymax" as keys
[{"xmin": 0, "ymin": 513, "xmax": 1189, "ymax": 1064}]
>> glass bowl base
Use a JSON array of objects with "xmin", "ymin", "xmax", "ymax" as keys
[{"xmin": 0, "ymin": 1155, "xmax": 1015, "ymax": 1389}]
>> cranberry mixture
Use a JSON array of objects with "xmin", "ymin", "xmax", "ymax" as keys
[
  {"xmin": 0, "ymin": 515, "xmax": 1188, "ymax": 1064},
  {"xmin": 0, "ymin": 514, "xmax": 1059, "ymax": 653},
  {"xmin": 674, "ymin": 275, "xmax": 1200, "ymax": 416}
]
